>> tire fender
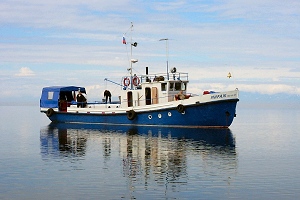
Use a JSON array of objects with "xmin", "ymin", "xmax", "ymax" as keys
[
  {"xmin": 127, "ymin": 110, "xmax": 136, "ymax": 120},
  {"xmin": 46, "ymin": 108, "xmax": 54, "ymax": 117}
]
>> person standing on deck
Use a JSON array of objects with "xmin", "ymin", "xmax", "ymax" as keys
[
  {"xmin": 104, "ymin": 90, "xmax": 111, "ymax": 104},
  {"xmin": 76, "ymin": 91, "xmax": 87, "ymax": 108}
]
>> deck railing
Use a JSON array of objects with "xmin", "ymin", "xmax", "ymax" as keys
[{"xmin": 121, "ymin": 72, "xmax": 189, "ymax": 86}]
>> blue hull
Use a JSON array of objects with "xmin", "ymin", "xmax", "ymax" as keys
[{"xmin": 47, "ymin": 100, "xmax": 238, "ymax": 128}]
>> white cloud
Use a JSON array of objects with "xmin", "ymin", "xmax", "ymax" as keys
[
  {"xmin": 239, "ymin": 84, "xmax": 300, "ymax": 95},
  {"xmin": 1, "ymin": 0, "xmax": 300, "ymax": 103},
  {"xmin": 15, "ymin": 67, "xmax": 35, "ymax": 77},
  {"xmin": 153, "ymin": 0, "xmax": 186, "ymax": 11}
]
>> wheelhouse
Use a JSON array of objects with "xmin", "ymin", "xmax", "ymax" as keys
[{"xmin": 120, "ymin": 72, "xmax": 189, "ymax": 108}]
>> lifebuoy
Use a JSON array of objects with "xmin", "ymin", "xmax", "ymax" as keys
[
  {"xmin": 123, "ymin": 77, "xmax": 130, "ymax": 86},
  {"xmin": 46, "ymin": 108, "xmax": 54, "ymax": 117},
  {"xmin": 132, "ymin": 76, "xmax": 140, "ymax": 86},
  {"xmin": 176, "ymin": 104, "xmax": 185, "ymax": 113},
  {"xmin": 127, "ymin": 110, "xmax": 136, "ymax": 120}
]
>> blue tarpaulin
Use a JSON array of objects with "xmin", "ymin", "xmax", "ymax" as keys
[{"xmin": 40, "ymin": 86, "xmax": 86, "ymax": 108}]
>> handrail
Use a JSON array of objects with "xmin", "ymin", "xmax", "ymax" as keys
[
  {"xmin": 122, "ymin": 72, "xmax": 189, "ymax": 84},
  {"xmin": 63, "ymin": 92, "xmax": 199, "ymax": 109}
]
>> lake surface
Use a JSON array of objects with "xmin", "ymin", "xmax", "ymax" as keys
[{"xmin": 0, "ymin": 105, "xmax": 299, "ymax": 200}]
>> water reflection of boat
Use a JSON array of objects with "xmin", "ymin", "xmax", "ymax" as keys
[
  {"xmin": 40, "ymin": 123, "xmax": 88, "ymax": 160},
  {"xmin": 40, "ymin": 123, "xmax": 237, "ymax": 187},
  {"xmin": 44, "ymin": 122, "xmax": 235, "ymax": 147},
  {"xmin": 40, "ymin": 122, "xmax": 235, "ymax": 159}
]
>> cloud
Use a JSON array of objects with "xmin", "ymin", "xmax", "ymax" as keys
[
  {"xmin": 238, "ymin": 83, "xmax": 300, "ymax": 95},
  {"xmin": 1, "ymin": 0, "xmax": 300, "ymax": 104},
  {"xmin": 153, "ymin": 0, "xmax": 186, "ymax": 11},
  {"xmin": 15, "ymin": 67, "xmax": 35, "ymax": 77}
]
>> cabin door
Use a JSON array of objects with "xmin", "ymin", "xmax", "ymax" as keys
[
  {"xmin": 127, "ymin": 91, "xmax": 133, "ymax": 107},
  {"xmin": 145, "ymin": 87, "xmax": 151, "ymax": 105},
  {"xmin": 151, "ymin": 87, "xmax": 158, "ymax": 104}
]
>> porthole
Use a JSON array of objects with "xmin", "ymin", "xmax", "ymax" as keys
[
  {"xmin": 158, "ymin": 114, "xmax": 162, "ymax": 118},
  {"xmin": 168, "ymin": 112, "xmax": 172, "ymax": 117},
  {"xmin": 181, "ymin": 111, "xmax": 185, "ymax": 115},
  {"xmin": 148, "ymin": 115, "xmax": 152, "ymax": 119}
]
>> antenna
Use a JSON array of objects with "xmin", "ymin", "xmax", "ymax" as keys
[
  {"xmin": 159, "ymin": 38, "xmax": 169, "ymax": 80},
  {"xmin": 129, "ymin": 22, "xmax": 138, "ymax": 90}
]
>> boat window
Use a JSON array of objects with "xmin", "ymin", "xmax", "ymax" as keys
[
  {"xmin": 161, "ymin": 83, "xmax": 167, "ymax": 91},
  {"xmin": 169, "ymin": 82, "xmax": 174, "ymax": 91},
  {"xmin": 48, "ymin": 92, "xmax": 54, "ymax": 100},
  {"xmin": 181, "ymin": 82, "xmax": 187, "ymax": 91},
  {"xmin": 175, "ymin": 82, "xmax": 181, "ymax": 91}
]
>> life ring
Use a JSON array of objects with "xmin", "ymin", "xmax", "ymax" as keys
[
  {"xmin": 132, "ymin": 76, "xmax": 140, "ymax": 86},
  {"xmin": 127, "ymin": 110, "xmax": 136, "ymax": 120},
  {"xmin": 123, "ymin": 77, "xmax": 130, "ymax": 86},
  {"xmin": 46, "ymin": 108, "xmax": 54, "ymax": 117},
  {"xmin": 176, "ymin": 104, "xmax": 185, "ymax": 113}
]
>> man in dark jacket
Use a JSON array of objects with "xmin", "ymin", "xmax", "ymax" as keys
[
  {"xmin": 77, "ymin": 91, "xmax": 87, "ymax": 108},
  {"xmin": 104, "ymin": 90, "xmax": 111, "ymax": 104}
]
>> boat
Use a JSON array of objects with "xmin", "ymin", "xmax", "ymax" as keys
[
  {"xmin": 40, "ymin": 71, "xmax": 238, "ymax": 128},
  {"xmin": 40, "ymin": 28, "xmax": 239, "ymax": 128}
]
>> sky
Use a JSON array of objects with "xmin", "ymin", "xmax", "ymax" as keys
[{"xmin": 0, "ymin": 0, "xmax": 300, "ymax": 107}]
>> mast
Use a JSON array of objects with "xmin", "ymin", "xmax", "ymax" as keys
[
  {"xmin": 129, "ymin": 22, "xmax": 138, "ymax": 90},
  {"xmin": 159, "ymin": 38, "xmax": 169, "ymax": 80}
]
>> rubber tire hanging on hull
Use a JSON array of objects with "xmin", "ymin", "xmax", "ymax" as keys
[
  {"xmin": 176, "ymin": 104, "xmax": 185, "ymax": 113},
  {"xmin": 127, "ymin": 110, "xmax": 137, "ymax": 120},
  {"xmin": 46, "ymin": 108, "xmax": 54, "ymax": 117}
]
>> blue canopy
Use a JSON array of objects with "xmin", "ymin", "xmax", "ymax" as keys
[{"xmin": 40, "ymin": 86, "xmax": 86, "ymax": 108}]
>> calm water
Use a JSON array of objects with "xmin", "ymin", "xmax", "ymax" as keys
[{"xmin": 0, "ymin": 105, "xmax": 299, "ymax": 200}]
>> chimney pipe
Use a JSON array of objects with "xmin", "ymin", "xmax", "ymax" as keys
[{"xmin": 146, "ymin": 67, "xmax": 150, "ymax": 82}]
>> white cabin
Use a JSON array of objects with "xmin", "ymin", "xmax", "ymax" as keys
[{"xmin": 120, "ymin": 72, "xmax": 189, "ymax": 108}]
